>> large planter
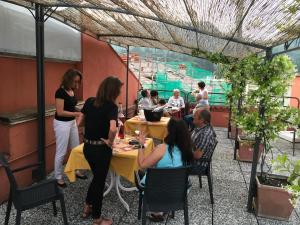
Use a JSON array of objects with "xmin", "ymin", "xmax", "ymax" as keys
[
  {"xmin": 255, "ymin": 175, "xmax": 294, "ymax": 221},
  {"xmin": 237, "ymin": 135, "xmax": 263, "ymax": 162},
  {"xmin": 229, "ymin": 124, "xmax": 243, "ymax": 139},
  {"xmin": 210, "ymin": 106, "xmax": 229, "ymax": 128}
]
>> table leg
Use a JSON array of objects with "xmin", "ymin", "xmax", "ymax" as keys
[
  {"xmin": 115, "ymin": 175, "xmax": 138, "ymax": 212},
  {"xmin": 103, "ymin": 170, "xmax": 115, "ymax": 197}
]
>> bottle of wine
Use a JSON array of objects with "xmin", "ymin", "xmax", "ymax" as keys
[{"xmin": 118, "ymin": 103, "xmax": 125, "ymax": 139}]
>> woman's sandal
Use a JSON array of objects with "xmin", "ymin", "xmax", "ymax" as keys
[
  {"xmin": 148, "ymin": 213, "xmax": 164, "ymax": 222},
  {"xmin": 92, "ymin": 217, "xmax": 113, "ymax": 225},
  {"xmin": 82, "ymin": 204, "xmax": 92, "ymax": 218}
]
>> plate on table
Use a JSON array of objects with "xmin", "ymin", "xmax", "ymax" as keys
[{"xmin": 171, "ymin": 107, "xmax": 179, "ymax": 111}]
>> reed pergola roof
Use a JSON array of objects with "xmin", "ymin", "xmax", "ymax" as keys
[{"xmin": 6, "ymin": 0, "xmax": 300, "ymax": 59}]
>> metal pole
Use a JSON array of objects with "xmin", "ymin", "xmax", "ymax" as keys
[
  {"xmin": 234, "ymin": 93, "xmax": 243, "ymax": 159},
  {"xmin": 35, "ymin": 4, "xmax": 46, "ymax": 179},
  {"xmin": 125, "ymin": 45, "xmax": 129, "ymax": 119},
  {"xmin": 137, "ymin": 56, "xmax": 142, "ymax": 91},
  {"xmin": 247, "ymin": 47, "xmax": 272, "ymax": 211}
]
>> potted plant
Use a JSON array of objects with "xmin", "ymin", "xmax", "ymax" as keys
[
  {"xmin": 237, "ymin": 135, "xmax": 264, "ymax": 162},
  {"xmin": 255, "ymin": 154, "xmax": 300, "ymax": 220},
  {"xmin": 238, "ymin": 54, "xmax": 298, "ymax": 219}
]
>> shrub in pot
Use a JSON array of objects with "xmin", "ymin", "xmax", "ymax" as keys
[
  {"xmin": 237, "ymin": 54, "xmax": 298, "ymax": 220},
  {"xmin": 255, "ymin": 155, "xmax": 300, "ymax": 220},
  {"xmin": 237, "ymin": 135, "xmax": 264, "ymax": 162}
]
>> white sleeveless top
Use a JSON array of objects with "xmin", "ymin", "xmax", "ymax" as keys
[{"xmin": 198, "ymin": 88, "xmax": 209, "ymax": 105}]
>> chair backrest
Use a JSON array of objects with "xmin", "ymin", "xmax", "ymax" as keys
[
  {"xmin": 144, "ymin": 167, "xmax": 189, "ymax": 212},
  {"xmin": 201, "ymin": 140, "xmax": 218, "ymax": 161},
  {"xmin": 0, "ymin": 153, "xmax": 18, "ymax": 192}
]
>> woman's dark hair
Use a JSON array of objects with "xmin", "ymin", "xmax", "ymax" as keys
[
  {"xmin": 61, "ymin": 69, "xmax": 82, "ymax": 90},
  {"xmin": 150, "ymin": 90, "xmax": 158, "ymax": 97},
  {"xmin": 164, "ymin": 118, "xmax": 193, "ymax": 165},
  {"xmin": 141, "ymin": 90, "xmax": 148, "ymax": 97},
  {"xmin": 159, "ymin": 99, "xmax": 166, "ymax": 105},
  {"xmin": 94, "ymin": 76, "xmax": 123, "ymax": 107},
  {"xmin": 198, "ymin": 81, "xmax": 206, "ymax": 89}
]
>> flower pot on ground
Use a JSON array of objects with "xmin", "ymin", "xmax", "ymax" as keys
[
  {"xmin": 229, "ymin": 123, "xmax": 243, "ymax": 139},
  {"xmin": 237, "ymin": 135, "xmax": 264, "ymax": 162},
  {"xmin": 254, "ymin": 175, "xmax": 294, "ymax": 221},
  {"xmin": 211, "ymin": 105, "xmax": 229, "ymax": 128}
]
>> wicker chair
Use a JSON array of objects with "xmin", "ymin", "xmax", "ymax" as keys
[
  {"xmin": 189, "ymin": 141, "xmax": 218, "ymax": 204},
  {"xmin": 0, "ymin": 154, "xmax": 68, "ymax": 225}
]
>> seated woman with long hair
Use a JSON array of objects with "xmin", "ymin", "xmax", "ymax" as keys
[{"xmin": 137, "ymin": 118, "xmax": 193, "ymax": 221}]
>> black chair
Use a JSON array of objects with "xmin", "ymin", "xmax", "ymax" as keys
[
  {"xmin": 136, "ymin": 167, "xmax": 189, "ymax": 225},
  {"xmin": 134, "ymin": 170, "xmax": 145, "ymax": 220},
  {"xmin": 189, "ymin": 141, "xmax": 218, "ymax": 204},
  {"xmin": 0, "ymin": 154, "xmax": 68, "ymax": 225}
]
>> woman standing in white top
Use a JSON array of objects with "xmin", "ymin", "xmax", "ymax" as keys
[{"xmin": 196, "ymin": 81, "xmax": 209, "ymax": 105}]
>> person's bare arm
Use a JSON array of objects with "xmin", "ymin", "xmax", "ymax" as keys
[
  {"xmin": 55, "ymin": 99, "xmax": 81, "ymax": 117},
  {"xmin": 193, "ymin": 149, "xmax": 204, "ymax": 159},
  {"xmin": 77, "ymin": 113, "xmax": 85, "ymax": 127},
  {"xmin": 102, "ymin": 120, "xmax": 118, "ymax": 147},
  {"xmin": 138, "ymin": 143, "xmax": 165, "ymax": 169}
]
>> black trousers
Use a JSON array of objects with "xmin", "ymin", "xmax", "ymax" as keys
[{"xmin": 83, "ymin": 143, "xmax": 112, "ymax": 219}]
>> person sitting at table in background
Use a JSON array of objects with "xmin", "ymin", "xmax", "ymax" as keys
[
  {"xmin": 78, "ymin": 76, "xmax": 123, "ymax": 225},
  {"xmin": 150, "ymin": 90, "xmax": 159, "ymax": 105},
  {"xmin": 167, "ymin": 89, "xmax": 185, "ymax": 109},
  {"xmin": 158, "ymin": 99, "xmax": 170, "ymax": 117},
  {"xmin": 183, "ymin": 93, "xmax": 209, "ymax": 131},
  {"xmin": 53, "ymin": 69, "xmax": 87, "ymax": 188},
  {"xmin": 138, "ymin": 89, "xmax": 154, "ymax": 110},
  {"xmin": 191, "ymin": 109, "xmax": 217, "ymax": 160},
  {"xmin": 137, "ymin": 118, "xmax": 193, "ymax": 221}
]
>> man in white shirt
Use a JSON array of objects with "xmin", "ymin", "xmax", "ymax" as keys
[
  {"xmin": 138, "ymin": 89, "xmax": 154, "ymax": 109},
  {"xmin": 167, "ymin": 89, "xmax": 185, "ymax": 109}
]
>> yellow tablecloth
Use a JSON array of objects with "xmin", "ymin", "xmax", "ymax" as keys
[
  {"xmin": 64, "ymin": 138, "xmax": 154, "ymax": 184},
  {"xmin": 124, "ymin": 116, "xmax": 170, "ymax": 140}
]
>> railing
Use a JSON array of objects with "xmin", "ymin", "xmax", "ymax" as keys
[{"xmin": 185, "ymin": 91, "xmax": 227, "ymax": 106}]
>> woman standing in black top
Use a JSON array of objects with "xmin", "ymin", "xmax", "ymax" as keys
[
  {"xmin": 79, "ymin": 76, "xmax": 122, "ymax": 225},
  {"xmin": 54, "ymin": 69, "xmax": 86, "ymax": 188}
]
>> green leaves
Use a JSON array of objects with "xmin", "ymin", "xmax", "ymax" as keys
[
  {"xmin": 272, "ymin": 154, "xmax": 300, "ymax": 206},
  {"xmin": 191, "ymin": 50, "xmax": 237, "ymax": 65}
]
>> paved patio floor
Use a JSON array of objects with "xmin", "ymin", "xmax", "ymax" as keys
[{"xmin": 0, "ymin": 128, "xmax": 299, "ymax": 225}]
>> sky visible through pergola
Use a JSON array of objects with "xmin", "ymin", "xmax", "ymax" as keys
[{"xmin": 5, "ymin": 0, "xmax": 300, "ymax": 60}]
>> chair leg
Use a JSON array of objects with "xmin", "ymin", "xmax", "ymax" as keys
[
  {"xmin": 171, "ymin": 210, "xmax": 175, "ymax": 218},
  {"xmin": 207, "ymin": 174, "xmax": 214, "ymax": 204},
  {"xmin": 15, "ymin": 210, "xmax": 21, "ymax": 225},
  {"xmin": 198, "ymin": 175, "xmax": 202, "ymax": 189},
  {"xmin": 52, "ymin": 201, "xmax": 57, "ymax": 217},
  {"xmin": 138, "ymin": 193, "xmax": 143, "ymax": 220},
  {"xmin": 142, "ymin": 201, "xmax": 147, "ymax": 225},
  {"xmin": 60, "ymin": 197, "xmax": 69, "ymax": 225},
  {"xmin": 5, "ymin": 194, "xmax": 12, "ymax": 225},
  {"xmin": 184, "ymin": 200, "xmax": 189, "ymax": 225}
]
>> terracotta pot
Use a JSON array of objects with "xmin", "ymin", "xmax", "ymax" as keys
[
  {"xmin": 255, "ymin": 176, "xmax": 294, "ymax": 221},
  {"xmin": 229, "ymin": 124, "xmax": 243, "ymax": 139},
  {"xmin": 237, "ymin": 135, "xmax": 263, "ymax": 162},
  {"xmin": 211, "ymin": 106, "xmax": 229, "ymax": 128}
]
